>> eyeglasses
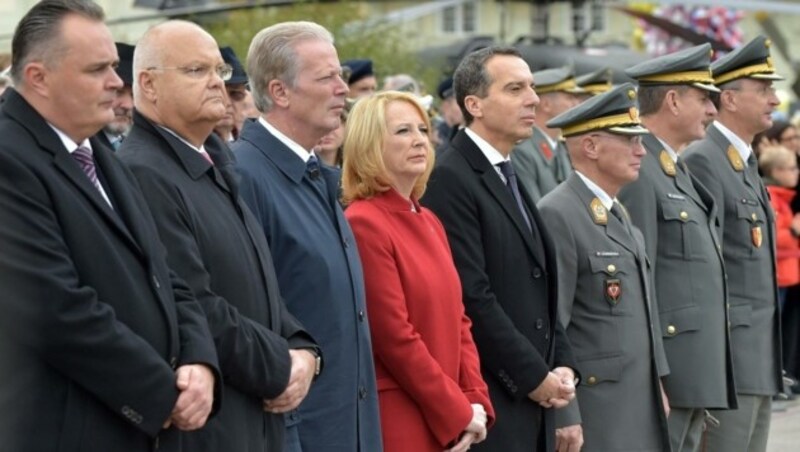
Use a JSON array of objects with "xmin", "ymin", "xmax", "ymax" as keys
[
  {"xmin": 725, "ymin": 85, "xmax": 777, "ymax": 97},
  {"xmin": 148, "ymin": 63, "xmax": 233, "ymax": 81}
]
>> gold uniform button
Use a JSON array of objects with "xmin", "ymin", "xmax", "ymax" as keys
[
  {"xmin": 680, "ymin": 211, "xmax": 688, "ymax": 220},
  {"xmin": 751, "ymin": 213, "xmax": 757, "ymax": 221},
  {"xmin": 587, "ymin": 376, "xmax": 597, "ymax": 385},
  {"xmin": 607, "ymin": 264, "xmax": 616, "ymax": 273},
  {"xmin": 666, "ymin": 325, "xmax": 676, "ymax": 335}
]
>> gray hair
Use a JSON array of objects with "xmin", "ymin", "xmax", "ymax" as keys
[
  {"xmin": 246, "ymin": 21, "xmax": 334, "ymax": 113},
  {"xmin": 454, "ymin": 46, "xmax": 521, "ymax": 125},
  {"xmin": 11, "ymin": 0, "xmax": 104, "ymax": 86}
]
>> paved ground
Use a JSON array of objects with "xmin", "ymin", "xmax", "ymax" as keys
[{"xmin": 768, "ymin": 398, "xmax": 800, "ymax": 452}]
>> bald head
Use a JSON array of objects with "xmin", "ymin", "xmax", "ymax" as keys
[{"xmin": 132, "ymin": 20, "xmax": 227, "ymax": 146}]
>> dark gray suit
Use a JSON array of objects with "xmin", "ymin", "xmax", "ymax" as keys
[
  {"xmin": 118, "ymin": 112, "xmax": 318, "ymax": 451},
  {"xmin": 538, "ymin": 174, "xmax": 670, "ymax": 452},
  {"xmin": 512, "ymin": 126, "xmax": 560, "ymax": 203},
  {"xmin": 683, "ymin": 123, "xmax": 782, "ymax": 452}
]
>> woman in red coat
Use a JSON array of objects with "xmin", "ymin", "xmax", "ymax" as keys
[{"xmin": 342, "ymin": 91, "xmax": 495, "ymax": 452}]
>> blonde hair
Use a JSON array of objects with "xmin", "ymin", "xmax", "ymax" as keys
[
  {"xmin": 341, "ymin": 91, "xmax": 435, "ymax": 204},
  {"xmin": 759, "ymin": 145, "xmax": 795, "ymax": 178}
]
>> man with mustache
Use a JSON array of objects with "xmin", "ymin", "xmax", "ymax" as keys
[
  {"xmin": 618, "ymin": 43, "xmax": 735, "ymax": 452},
  {"xmin": 682, "ymin": 35, "xmax": 785, "ymax": 452}
]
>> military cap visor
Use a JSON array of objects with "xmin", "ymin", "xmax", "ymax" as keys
[
  {"xmin": 575, "ymin": 67, "xmax": 612, "ymax": 95},
  {"xmin": 547, "ymin": 82, "xmax": 648, "ymax": 137},
  {"xmin": 712, "ymin": 36, "xmax": 784, "ymax": 85},
  {"xmin": 115, "ymin": 42, "xmax": 134, "ymax": 86},
  {"xmin": 534, "ymin": 66, "xmax": 586, "ymax": 95},
  {"xmin": 626, "ymin": 43, "xmax": 720, "ymax": 93}
]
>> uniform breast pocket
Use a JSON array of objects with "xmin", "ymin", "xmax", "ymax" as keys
[
  {"xmin": 735, "ymin": 199, "xmax": 765, "ymax": 258},
  {"xmin": 660, "ymin": 198, "xmax": 706, "ymax": 261},
  {"xmin": 588, "ymin": 253, "xmax": 636, "ymax": 316}
]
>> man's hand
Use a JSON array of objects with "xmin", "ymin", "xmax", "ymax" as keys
[
  {"xmin": 263, "ymin": 349, "xmax": 315, "ymax": 413},
  {"xmin": 530, "ymin": 371, "xmax": 575, "ymax": 407},
  {"xmin": 660, "ymin": 380, "xmax": 670, "ymax": 418},
  {"xmin": 547, "ymin": 366, "xmax": 577, "ymax": 408},
  {"xmin": 556, "ymin": 424, "xmax": 584, "ymax": 452},
  {"xmin": 169, "ymin": 364, "xmax": 215, "ymax": 431}
]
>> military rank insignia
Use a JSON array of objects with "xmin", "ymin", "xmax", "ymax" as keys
[
  {"xmin": 540, "ymin": 141, "xmax": 553, "ymax": 160},
  {"xmin": 752, "ymin": 225, "xmax": 763, "ymax": 247},
  {"xmin": 605, "ymin": 279, "xmax": 622, "ymax": 305},
  {"xmin": 727, "ymin": 146, "xmax": 745, "ymax": 172},
  {"xmin": 659, "ymin": 150, "xmax": 676, "ymax": 177},
  {"xmin": 590, "ymin": 198, "xmax": 608, "ymax": 225}
]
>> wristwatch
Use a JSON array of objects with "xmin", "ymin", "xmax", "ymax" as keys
[{"xmin": 307, "ymin": 349, "xmax": 323, "ymax": 380}]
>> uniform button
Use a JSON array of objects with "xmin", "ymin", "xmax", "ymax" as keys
[
  {"xmin": 545, "ymin": 332, "xmax": 550, "ymax": 340},
  {"xmin": 728, "ymin": 321, "xmax": 732, "ymax": 328},
  {"xmin": 586, "ymin": 376, "xmax": 597, "ymax": 385},
  {"xmin": 666, "ymin": 325, "xmax": 676, "ymax": 336},
  {"xmin": 152, "ymin": 275, "xmax": 160, "ymax": 289},
  {"xmin": 358, "ymin": 310, "xmax": 365, "ymax": 322},
  {"xmin": 607, "ymin": 264, "xmax": 616, "ymax": 273},
  {"xmin": 358, "ymin": 386, "xmax": 367, "ymax": 399},
  {"xmin": 680, "ymin": 211, "xmax": 688, "ymax": 220},
  {"xmin": 726, "ymin": 303, "xmax": 730, "ymax": 309},
  {"xmin": 511, "ymin": 384, "xmax": 518, "ymax": 393},
  {"xmin": 532, "ymin": 268, "xmax": 542, "ymax": 278},
  {"xmin": 535, "ymin": 318, "xmax": 544, "ymax": 330},
  {"xmin": 751, "ymin": 213, "xmax": 757, "ymax": 221}
]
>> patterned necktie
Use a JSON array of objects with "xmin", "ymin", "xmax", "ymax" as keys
[
  {"xmin": 72, "ymin": 146, "xmax": 101, "ymax": 189},
  {"xmin": 497, "ymin": 161, "xmax": 532, "ymax": 232}
]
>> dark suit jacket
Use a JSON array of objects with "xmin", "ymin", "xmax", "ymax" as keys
[
  {"xmin": 0, "ymin": 89, "xmax": 219, "ymax": 452},
  {"xmin": 117, "ymin": 111, "xmax": 318, "ymax": 451},
  {"xmin": 421, "ymin": 129, "xmax": 576, "ymax": 452},
  {"xmin": 683, "ymin": 123, "xmax": 783, "ymax": 395},
  {"xmin": 232, "ymin": 119, "xmax": 382, "ymax": 452},
  {"xmin": 618, "ymin": 133, "xmax": 736, "ymax": 409}
]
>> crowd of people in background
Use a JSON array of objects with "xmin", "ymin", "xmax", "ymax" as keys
[{"xmin": 1, "ymin": 1, "xmax": 799, "ymax": 452}]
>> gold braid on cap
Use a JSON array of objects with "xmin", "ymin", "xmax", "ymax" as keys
[
  {"xmin": 561, "ymin": 110, "xmax": 641, "ymax": 137},
  {"xmin": 537, "ymin": 79, "xmax": 580, "ymax": 94},
  {"xmin": 714, "ymin": 62, "xmax": 776, "ymax": 85},
  {"xmin": 638, "ymin": 70, "xmax": 714, "ymax": 85}
]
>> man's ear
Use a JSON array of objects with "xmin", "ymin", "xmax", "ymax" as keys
[
  {"xmin": 463, "ymin": 94, "xmax": 482, "ymax": 120},
  {"xmin": 137, "ymin": 70, "xmax": 158, "ymax": 102},
  {"xmin": 268, "ymin": 79, "xmax": 290, "ymax": 108},
  {"xmin": 720, "ymin": 89, "xmax": 738, "ymax": 113},
  {"xmin": 583, "ymin": 135, "xmax": 599, "ymax": 160},
  {"xmin": 23, "ymin": 62, "xmax": 50, "ymax": 98},
  {"xmin": 665, "ymin": 89, "xmax": 680, "ymax": 116}
]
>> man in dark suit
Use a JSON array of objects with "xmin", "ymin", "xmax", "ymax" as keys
[
  {"xmin": 117, "ymin": 21, "xmax": 320, "ymax": 451},
  {"xmin": 421, "ymin": 46, "xmax": 577, "ymax": 452},
  {"xmin": 0, "ymin": 2, "xmax": 219, "ymax": 451},
  {"xmin": 683, "ymin": 35, "xmax": 784, "ymax": 452},
  {"xmin": 232, "ymin": 21, "xmax": 382, "ymax": 452},
  {"xmin": 620, "ymin": 44, "xmax": 736, "ymax": 452},
  {"xmin": 540, "ymin": 83, "xmax": 671, "ymax": 452}
]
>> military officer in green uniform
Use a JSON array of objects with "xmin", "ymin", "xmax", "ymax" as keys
[
  {"xmin": 513, "ymin": 66, "xmax": 584, "ymax": 202},
  {"xmin": 538, "ymin": 83, "xmax": 671, "ymax": 452},
  {"xmin": 619, "ymin": 43, "xmax": 736, "ymax": 452},
  {"xmin": 682, "ymin": 35, "xmax": 784, "ymax": 452}
]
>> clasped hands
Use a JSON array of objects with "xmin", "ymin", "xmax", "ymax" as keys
[
  {"xmin": 163, "ymin": 364, "xmax": 216, "ymax": 431},
  {"xmin": 529, "ymin": 366, "xmax": 576, "ymax": 409},
  {"xmin": 446, "ymin": 403, "xmax": 488, "ymax": 452}
]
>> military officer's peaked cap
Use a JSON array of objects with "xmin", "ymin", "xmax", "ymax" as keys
[
  {"xmin": 220, "ymin": 46, "xmax": 248, "ymax": 86},
  {"xmin": 625, "ymin": 43, "xmax": 719, "ymax": 93},
  {"xmin": 712, "ymin": 35, "xmax": 784, "ymax": 85},
  {"xmin": 342, "ymin": 59, "xmax": 374, "ymax": 85},
  {"xmin": 115, "ymin": 42, "xmax": 135, "ymax": 86},
  {"xmin": 548, "ymin": 82, "xmax": 648, "ymax": 138},
  {"xmin": 576, "ymin": 67, "xmax": 613, "ymax": 95},
  {"xmin": 533, "ymin": 65, "xmax": 585, "ymax": 95}
]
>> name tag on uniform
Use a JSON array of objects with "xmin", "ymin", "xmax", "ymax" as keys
[
  {"xmin": 666, "ymin": 193, "xmax": 685, "ymax": 200},
  {"xmin": 595, "ymin": 251, "xmax": 620, "ymax": 257}
]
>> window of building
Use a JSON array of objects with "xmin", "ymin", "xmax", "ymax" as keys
[{"xmin": 442, "ymin": 1, "xmax": 479, "ymax": 34}]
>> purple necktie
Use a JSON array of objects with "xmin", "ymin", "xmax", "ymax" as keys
[{"xmin": 71, "ymin": 146, "xmax": 100, "ymax": 187}]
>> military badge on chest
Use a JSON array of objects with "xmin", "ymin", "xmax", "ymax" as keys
[
  {"xmin": 752, "ymin": 225, "xmax": 763, "ymax": 247},
  {"xmin": 605, "ymin": 278, "xmax": 622, "ymax": 305}
]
